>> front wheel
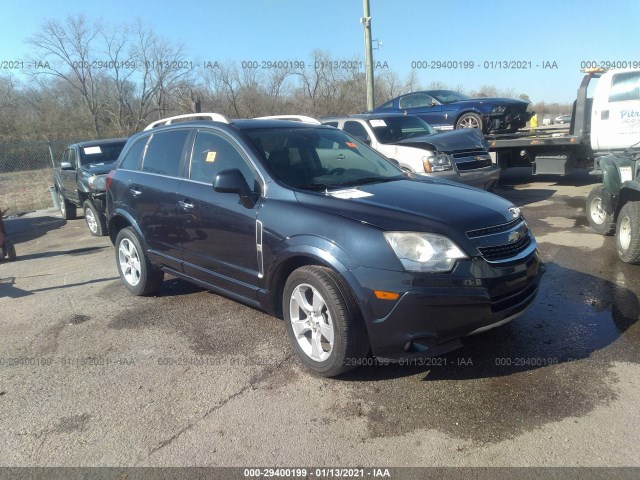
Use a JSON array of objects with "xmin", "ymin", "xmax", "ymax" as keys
[
  {"xmin": 283, "ymin": 266, "xmax": 369, "ymax": 377},
  {"xmin": 456, "ymin": 112, "xmax": 483, "ymax": 131},
  {"xmin": 115, "ymin": 227, "xmax": 164, "ymax": 295},
  {"xmin": 586, "ymin": 186, "xmax": 615, "ymax": 235},
  {"xmin": 616, "ymin": 202, "xmax": 640, "ymax": 264},
  {"xmin": 83, "ymin": 200, "xmax": 107, "ymax": 236}
]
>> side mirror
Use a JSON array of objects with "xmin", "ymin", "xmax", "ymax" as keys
[
  {"xmin": 60, "ymin": 162, "xmax": 74, "ymax": 170},
  {"xmin": 214, "ymin": 168, "xmax": 256, "ymax": 209}
]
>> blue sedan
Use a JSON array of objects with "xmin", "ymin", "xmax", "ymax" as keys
[{"xmin": 370, "ymin": 89, "xmax": 532, "ymax": 134}]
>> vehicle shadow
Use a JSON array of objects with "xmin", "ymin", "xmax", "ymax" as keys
[
  {"xmin": 14, "ymin": 246, "xmax": 109, "ymax": 262},
  {"xmin": 3, "ymin": 211, "xmax": 66, "ymax": 245},
  {"xmin": 339, "ymin": 261, "xmax": 639, "ymax": 382}
]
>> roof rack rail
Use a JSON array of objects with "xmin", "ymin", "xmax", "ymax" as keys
[
  {"xmin": 144, "ymin": 113, "xmax": 232, "ymax": 131},
  {"xmin": 254, "ymin": 115, "xmax": 322, "ymax": 125}
]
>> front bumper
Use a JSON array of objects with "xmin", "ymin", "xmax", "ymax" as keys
[
  {"xmin": 350, "ymin": 250, "xmax": 544, "ymax": 360},
  {"xmin": 421, "ymin": 165, "xmax": 501, "ymax": 190}
]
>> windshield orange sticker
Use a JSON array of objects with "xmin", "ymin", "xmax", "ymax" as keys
[
  {"xmin": 206, "ymin": 151, "xmax": 217, "ymax": 162},
  {"xmin": 345, "ymin": 142, "xmax": 358, "ymax": 148}
]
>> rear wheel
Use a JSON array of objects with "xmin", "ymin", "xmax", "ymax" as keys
[
  {"xmin": 586, "ymin": 186, "xmax": 615, "ymax": 235},
  {"xmin": 115, "ymin": 227, "xmax": 164, "ymax": 295},
  {"xmin": 283, "ymin": 266, "xmax": 369, "ymax": 377},
  {"xmin": 58, "ymin": 190, "xmax": 77, "ymax": 220},
  {"xmin": 616, "ymin": 201, "xmax": 640, "ymax": 264},
  {"xmin": 83, "ymin": 200, "xmax": 107, "ymax": 236}
]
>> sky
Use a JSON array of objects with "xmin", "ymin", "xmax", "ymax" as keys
[{"xmin": 0, "ymin": 0, "xmax": 638, "ymax": 104}]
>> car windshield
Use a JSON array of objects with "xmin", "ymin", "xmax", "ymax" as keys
[
  {"xmin": 79, "ymin": 142, "xmax": 126, "ymax": 166},
  {"xmin": 430, "ymin": 90, "xmax": 470, "ymax": 104},
  {"xmin": 368, "ymin": 116, "xmax": 437, "ymax": 144},
  {"xmin": 244, "ymin": 127, "xmax": 404, "ymax": 190}
]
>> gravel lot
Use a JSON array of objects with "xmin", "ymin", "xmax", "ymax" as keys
[{"xmin": 0, "ymin": 168, "xmax": 639, "ymax": 473}]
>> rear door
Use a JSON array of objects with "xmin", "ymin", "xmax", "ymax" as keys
[
  {"xmin": 60, "ymin": 147, "xmax": 80, "ymax": 203},
  {"xmin": 116, "ymin": 129, "xmax": 191, "ymax": 270},
  {"xmin": 178, "ymin": 128, "xmax": 263, "ymax": 300}
]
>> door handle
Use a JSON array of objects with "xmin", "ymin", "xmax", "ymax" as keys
[
  {"xmin": 178, "ymin": 200, "xmax": 194, "ymax": 210},
  {"xmin": 130, "ymin": 189, "xmax": 142, "ymax": 198},
  {"xmin": 336, "ymin": 154, "xmax": 345, "ymax": 160}
]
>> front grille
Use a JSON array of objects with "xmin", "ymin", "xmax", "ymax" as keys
[
  {"xmin": 478, "ymin": 234, "xmax": 531, "ymax": 261},
  {"xmin": 467, "ymin": 218, "xmax": 523, "ymax": 238},
  {"xmin": 456, "ymin": 159, "xmax": 493, "ymax": 171},
  {"xmin": 451, "ymin": 148, "xmax": 486, "ymax": 158}
]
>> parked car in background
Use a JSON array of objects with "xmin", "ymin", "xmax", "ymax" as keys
[
  {"xmin": 554, "ymin": 114, "xmax": 572, "ymax": 124},
  {"xmin": 371, "ymin": 90, "xmax": 531, "ymax": 134},
  {"xmin": 106, "ymin": 113, "xmax": 544, "ymax": 377},
  {"xmin": 53, "ymin": 138, "xmax": 127, "ymax": 236},
  {"xmin": 322, "ymin": 113, "xmax": 500, "ymax": 190}
]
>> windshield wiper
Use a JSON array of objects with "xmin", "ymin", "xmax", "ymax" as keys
[
  {"xmin": 333, "ymin": 176, "xmax": 403, "ymax": 187},
  {"xmin": 295, "ymin": 182, "xmax": 332, "ymax": 190}
]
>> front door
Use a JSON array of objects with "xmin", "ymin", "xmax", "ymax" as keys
[{"xmin": 178, "ymin": 129, "xmax": 262, "ymax": 300}]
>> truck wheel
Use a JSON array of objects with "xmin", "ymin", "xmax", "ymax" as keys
[
  {"xmin": 456, "ymin": 112, "xmax": 483, "ymax": 131},
  {"xmin": 616, "ymin": 201, "xmax": 640, "ymax": 264},
  {"xmin": 115, "ymin": 227, "xmax": 164, "ymax": 296},
  {"xmin": 58, "ymin": 190, "xmax": 77, "ymax": 220},
  {"xmin": 283, "ymin": 266, "xmax": 369, "ymax": 377},
  {"xmin": 83, "ymin": 200, "xmax": 107, "ymax": 236},
  {"xmin": 586, "ymin": 186, "xmax": 615, "ymax": 235}
]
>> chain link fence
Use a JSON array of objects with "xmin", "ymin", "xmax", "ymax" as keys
[{"xmin": 0, "ymin": 140, "xmax": 79, "ymax": 214}]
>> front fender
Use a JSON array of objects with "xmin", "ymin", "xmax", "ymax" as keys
[
  {"xmin": 264, "ymin": 236, "xmax": 374, "ymax": 323},
  {"xmin": 600, "ymin": 155, "xmax": 622, "ymax": 194}
]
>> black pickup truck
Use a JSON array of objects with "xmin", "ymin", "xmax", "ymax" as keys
[{"xmin": 52, "ymin": 138, "xmax": 127, "ymax": 236}]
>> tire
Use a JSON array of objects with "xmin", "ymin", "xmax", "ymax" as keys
[
  {"xmin": 283, "ymin": 265, "xmax": 369, "ymax": 377},
  {"xmin": 115, "ymin": 227, "xmax": 164, "ymax": 295},
  {"xmin": 83, "ymin": 200, "xmax": 107, "ymax": 236},
  {"xmin": 586, "ymin": 186, "xmax": 615, "ymax": 235},
  {"xmin": 455, "ymin": 112, "xmax": 483, "ymax": 131},
  {"xmin": 6, "ymin": 239, "xmax": 16, "ymax": 261},
  {"xmin": 58, "ymin": 190, "xmax": 77, "ymax": 220},
  {"xmin": 616, "ymin": 202, "xmax": 640, "ymax": 264}
]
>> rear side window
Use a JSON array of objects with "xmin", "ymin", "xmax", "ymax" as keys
[
  {"xmin": 119, "ymin": 137, "xmax": 148, "ymax": 171},
  {"xmin": 142, "ymin": 129, "xmax": 190, "ymax": 177},
  {"xmin": 609, "ymin": 72, "xmax": 640, "ymax": 103}
]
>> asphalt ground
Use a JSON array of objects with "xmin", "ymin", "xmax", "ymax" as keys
[{"xmin": 0, "ymin": 167, "xmax": 638, "ymax": 472}]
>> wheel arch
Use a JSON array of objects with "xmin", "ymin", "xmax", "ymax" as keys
[
  {"xmin": 265, "ymin": 245, "xmax": 371, "ymax": 325},
  {"xmin": 108, "ymin": 210, "xmax": 144, "ymax": 247},
  {"xmin": 618, "ymin": 185, "xmax": 640, "ymax": 215}
]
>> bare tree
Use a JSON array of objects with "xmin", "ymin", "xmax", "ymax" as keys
[{"xmin": 27, "ymin": 15, "xmax": 104, "ymax": 136}]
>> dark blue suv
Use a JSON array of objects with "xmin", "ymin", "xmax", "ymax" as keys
[{"xmin": 106, "ymin": 113, "xmax": 544, "ymax": 376}]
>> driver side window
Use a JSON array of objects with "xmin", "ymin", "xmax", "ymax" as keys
[
  {"xmin": 190, "ymin": 130, "xmax": 258, "ymax": 192},
  {"xmin": 399, "ymin": 93, "xmax": 435, "ymax": 109},
  {"xmin": 343, "ymin": 121, "xmax": 371, "ymax": 144}
]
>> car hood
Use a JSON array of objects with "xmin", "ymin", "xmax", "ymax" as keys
[
  {"xmin": 294, "ymin": 178, "xmax": 516, "ymax": 239},
  {"xmin": 81, "ymin": 162, "xmax": 116, "ymax": 175},
  {"xmin": 392, "ymin": 128, "xmax": 487, "ymax": 153}
]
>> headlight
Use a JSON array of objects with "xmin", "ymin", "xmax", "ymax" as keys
[
  {"xmin": 491, "ymin": 106, "xmax": 506, "ymax": 115},
  {"xmin": 422, "ymin": 152, "xmax": 453, "ymax": 173},
  {"xmin": 384, "ymin": 232, "xmax": 468, "ymax": 273},
  {"xmin": 87, "ymin": 174, "xmax": 107, "ymax": 190}
]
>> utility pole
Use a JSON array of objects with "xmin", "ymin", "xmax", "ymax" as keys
[{"xmin": 361, "ymin": 0, "xmax": 375, "ymax": 111}]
